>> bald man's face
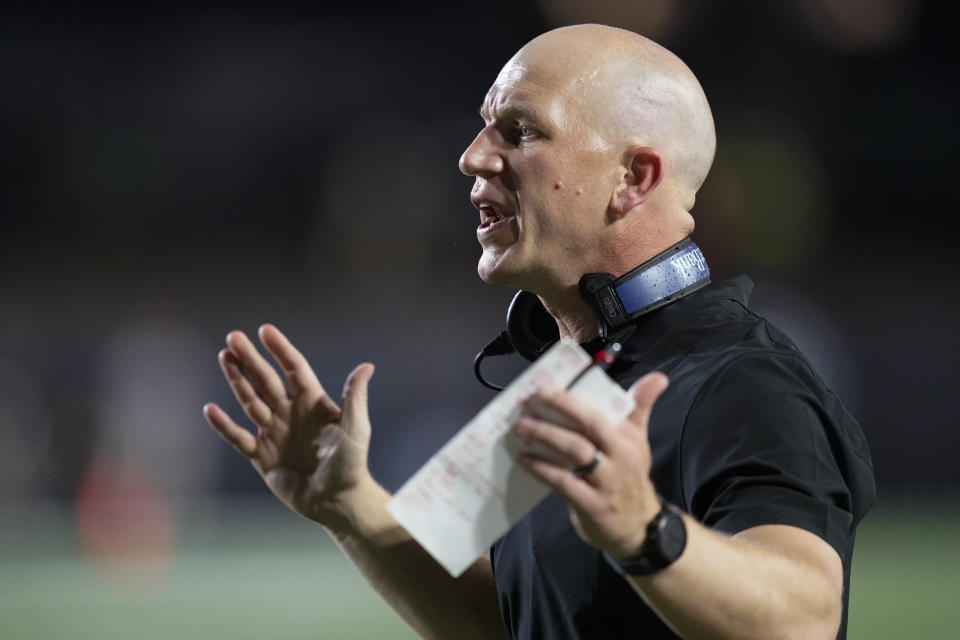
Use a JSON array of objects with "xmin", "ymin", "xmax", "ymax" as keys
[{"xmin": 459, "ymin": 52, "xmax": 623, "ymax": 293}]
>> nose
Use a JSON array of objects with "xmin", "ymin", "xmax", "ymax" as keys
[{"xmin": 458, "ymin": 126, "xmax": 505, "ymax": 177}]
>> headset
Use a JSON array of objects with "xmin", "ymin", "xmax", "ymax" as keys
[{"xmin": 474, "ymin": 237, "xmax": 710, "ymax": 390}]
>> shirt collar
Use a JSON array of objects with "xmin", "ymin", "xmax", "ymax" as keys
[{"xmin": 609, "ymin": 275, "xmax": 754, "ymax": 363}]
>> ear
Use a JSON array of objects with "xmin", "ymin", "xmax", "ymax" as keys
[{"xmin": 609, "ymin": 146, "xmax": 663, "ymax": 216}]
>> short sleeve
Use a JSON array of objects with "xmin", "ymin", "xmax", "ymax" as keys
[{"xmin": 678, "ymin": 352, "xmax": 856, "ymax": 558}]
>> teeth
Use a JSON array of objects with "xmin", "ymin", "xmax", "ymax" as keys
[{"xmin": 478, "ymin": 203, "xmax": 499, "ymax": 220}]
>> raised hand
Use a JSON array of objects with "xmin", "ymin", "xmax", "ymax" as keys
[
  {"xmin": 203, "ymin": 324, "xmax": 375, "ymax": 525},
  {"xmin": 513, "ymin": 372, "xmax": 670, "ymax": 557}
]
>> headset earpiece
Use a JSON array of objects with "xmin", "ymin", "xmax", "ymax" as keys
[{"xmin": 506, "ymin": 290, "xmax": 560, "ymax": 361}]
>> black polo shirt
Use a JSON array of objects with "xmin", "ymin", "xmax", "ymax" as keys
[{"xmin": 490, "ymin": 276, "xmax": 876, "ymax": 640}]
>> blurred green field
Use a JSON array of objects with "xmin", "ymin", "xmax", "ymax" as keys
[
  {"xmin": 847, "ymin": 498, "xmax": 959, "ymax": 638},
  {"xmin": 1, "ymin": 497, "xmax": 956, "ymax": 639}
]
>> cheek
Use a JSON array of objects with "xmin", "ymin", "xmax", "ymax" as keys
[
  {"xmin": 571, "ymin": 168, "xmax": 619, "ymax": 221},
  {"xmin": 557, "ymin": 149, "xmax": 612, "ymax": 196},
  {"xmin": 515, "ymin": 155, "xmax": 608, "ymax": 236}
]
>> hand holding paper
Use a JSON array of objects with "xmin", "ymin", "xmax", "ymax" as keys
[
  {"xmin": 386, "ymin": 340, "xmax": 640, "ymax": 577},
  {"xmin": 514, "ymin": 369, "xmax": 670, "ymax": 559}
]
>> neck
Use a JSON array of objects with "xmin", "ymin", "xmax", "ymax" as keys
[
  {"xmin": 538, "ymin": 286, "xmax": 600, "ymax": 344},
  {"xmin": 528, "ymin": 212, "xmax": 695, "ymax": 344}
]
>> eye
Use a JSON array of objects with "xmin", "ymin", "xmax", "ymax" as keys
[{"xmin": 503, "ymin": 121, "xmax": 540, "ymax": 145}]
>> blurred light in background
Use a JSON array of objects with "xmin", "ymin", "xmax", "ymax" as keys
[
  {"xmin": 696, "ymin": 111, "xmax": 831, "ymax": 271},
  {"xmin": 96, "ymin": 320, "xmax": 219, "ymax": 498},
  {"xmin": 788, "ymin": 0, "xmax": 920, "ymax": 54},
  {"xmin": 75, "ymin": 456, "xmax": 174, "ymax": 586}
]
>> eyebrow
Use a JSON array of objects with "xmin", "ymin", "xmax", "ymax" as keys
[{"xmin": 479, "ymin": 99, "xmax": 548, "ymax": 129}]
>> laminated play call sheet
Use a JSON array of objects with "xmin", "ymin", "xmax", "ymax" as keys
[{"xmin": 386, "ymin": 340, "xmax": 636, "ymax": 577}]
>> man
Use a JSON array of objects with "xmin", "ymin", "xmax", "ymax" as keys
[{"xmin": 203, "ymin": 24, "xmax": 875, "ymax": 640}]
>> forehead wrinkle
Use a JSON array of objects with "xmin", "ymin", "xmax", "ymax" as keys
[
  {"xmin": 488, "ymin": 96, "xmax": 551, "ymax": 127},
  {"xmin": 482, "ymin": 75, "xmax": 560, "ymax": 129},
  {"xmin": 495, "ymin": 61, "xmax": 528, "ymax": 87},
  {"xmin": 483, "ymin": 55, "xmax": 619, "ymax": 151},
  {"xmin": 512, "ymin": 52, "xmax": 625, "ymax": 141}
]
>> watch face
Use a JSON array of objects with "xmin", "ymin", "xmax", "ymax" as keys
[
  {"xmin": 604, "ymin": 504, "xmax": 687, "ymax": 576},
  {"xmin": 659, "ymin": 509, "xmax": 687, "ymax": 561}
]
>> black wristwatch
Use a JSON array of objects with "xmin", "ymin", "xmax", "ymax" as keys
[{"xmin": 604, "ymin": 501, "xmax": 687, "ymax": 576}]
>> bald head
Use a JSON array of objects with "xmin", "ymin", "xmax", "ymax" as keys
[
  {"xmin": 508, "ymin": 24, "xmax": 716, "ymax": 202},
  {"xmin": 461, "ymin": 25, "xmax": 717, "ymax": 301}
]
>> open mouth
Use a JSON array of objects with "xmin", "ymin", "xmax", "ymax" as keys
[{"xmin": 477, "ymin": 205, "xmax": 516, "ymax": 232}]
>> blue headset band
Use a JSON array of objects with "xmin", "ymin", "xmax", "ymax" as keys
[{"xmin": 580, "ymin": 238, "xmax": 711, "ymax": 335}]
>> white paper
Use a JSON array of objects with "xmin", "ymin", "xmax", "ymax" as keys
[{"xmin": 386, "ymin": 340, "xmax": 637, "ymax": 577}]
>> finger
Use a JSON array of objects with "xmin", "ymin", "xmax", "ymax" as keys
[
  {"xmin": 219, "ymin": 349, "xmax": 274, "ymax": 426},
  {"xmin": 518, "ymin": 454, "xmax": 604, "ymax": 513},
  {"xmin": 528, "ymin": 387, "xmax": 619, "ymax": 453},
  {"xmin": 225, "ymin": 330, "xmax": 290, "ymax": 414},
  {"xmin": 341, "ymin": 363, "xmax": 375, "ymax": 439},
  {"xmin": 515, "ymin": 415, "xmax": 599, "ymax": 471},
  {"xmin": 625, "ymin": 372, "xmax": 670, "ymax": 435},
  {"xmin": 258, "ymin": 324, "xmax": 333, "ymax": 409},
  {"xmin": 203, "ymin": 402, "xmax": 258, "ymax": 457}
]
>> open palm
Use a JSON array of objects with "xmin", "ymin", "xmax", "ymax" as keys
[{"xmin": 203, "ymin": 324, "xmax": 375, "ymax": 524}]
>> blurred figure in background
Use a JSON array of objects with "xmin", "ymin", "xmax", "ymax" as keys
[{"xmin": 204, "ymin": 24, "xmax": 874, "ymax": 640}]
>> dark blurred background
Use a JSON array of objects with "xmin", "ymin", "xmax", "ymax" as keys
[{"xmin": 1, "ymin": 1, "xmax": 957, "ymax": 638}]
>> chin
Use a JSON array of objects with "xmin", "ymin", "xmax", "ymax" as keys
[
  {"xmin": 477, "ymin": 251, "xmax": 524, "ymax": 288},
  {"xmin": 477, "ymin": 261, "xmax": 507, "ymax": 285}
]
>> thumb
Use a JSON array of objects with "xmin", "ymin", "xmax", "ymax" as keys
[
  {"xmin": 341, "ymin": 363, "xmax": 376, "ymax": 437},
  {"xmin": 626, "ymin": 372, "xmax": 669, "ymax": 434}
]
